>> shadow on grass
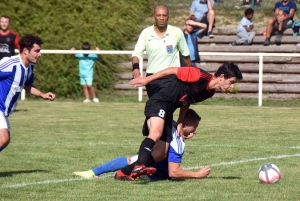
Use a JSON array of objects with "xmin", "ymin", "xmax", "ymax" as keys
[
  {"xmin": 0, "ymin": 169, "xmax": 49, "ymax": 177},
  {"xmin": 208, "ymin": 176, "xmax": 242, "ymax": 180},
  {"xmin": 13, "ymin": 109, "xmax": 28, "ymax": 113}
]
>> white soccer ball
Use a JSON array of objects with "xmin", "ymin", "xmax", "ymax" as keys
[{"xmin": 258, "ymin": 163, "xmax": 281, "ymax": 184}]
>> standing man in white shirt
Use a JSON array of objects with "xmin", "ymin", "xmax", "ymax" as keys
[{"xmin": 0, "ymin": 34, "xmax": 56, "ymax": 153}]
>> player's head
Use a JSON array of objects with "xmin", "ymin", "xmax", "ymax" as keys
[
  {"xmin": 182, "ymin": 109, "xmax": 201, "ymax": 139},
  {"xmin": 0, "ymin": 15, "xmax": 10, "ymax": 31},
  {"xmin": 19, "ymin": 34, "xmax": 43, "ymax": 64},
  {"xmin": 153, "ymin": 5, "xmax": 169, "ymax": 29},
  {"xmin": 214, "ymin": 62, "xmax": 243, "ymax": 93},
  {"xmin": 82, "ymin": 42, "xmax": 91, "ymax": 50}
]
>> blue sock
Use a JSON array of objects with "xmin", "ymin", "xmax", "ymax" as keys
[
  {"xmin": 92, "ymin": 157, "xmax": 128, "ymax": 176},
  {"xmin": 0, "ymin": 146, "xmax": 3, "ymax": 152}
]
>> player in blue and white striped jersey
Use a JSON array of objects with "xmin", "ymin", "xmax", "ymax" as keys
[
  {"xmin": 73, "ymin": 109, "xmax": 211, "ymax": 180},
  {"xmin": 0, "ymin": 34, "xmax": 56, "ymax": 152}
]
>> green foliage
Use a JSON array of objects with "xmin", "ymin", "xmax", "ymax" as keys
[{"xmin": 0, "ymin": 0, "xmax": 154, "ymax": 98}]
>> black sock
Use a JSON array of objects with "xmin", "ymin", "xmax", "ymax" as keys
[
  {"xmin": 278, "ymin": 30, "xmax": 283, "ymax": 34},
  {"xmin": 137, "ymin": 138, "xmax": 156, "ymax": 165},
  {"xmin": 120, "ymin": 138, "xmax": 155, "ymax": 175}
]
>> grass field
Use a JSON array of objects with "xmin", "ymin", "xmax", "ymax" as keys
[{"xmin": 1, "ymin": 100, "xmax": 300, "ymax": 201}]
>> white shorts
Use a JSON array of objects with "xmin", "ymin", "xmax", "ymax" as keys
[{"xmin": 0, "ymin": 112, "xmax": 10, "ymax": 131}]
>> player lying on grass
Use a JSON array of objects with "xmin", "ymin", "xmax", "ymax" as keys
[
  {"xmin": 115, "ymin": 62, "xmax": 243, "ymax": 180},
  {"xmin": 73, "ymin": 109, "xmax": 211, "ymax": 180}
]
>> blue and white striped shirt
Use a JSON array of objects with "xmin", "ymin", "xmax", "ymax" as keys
[{"xmin": 0, "ymin": 55, "xmax": 34, "ymax": 116}]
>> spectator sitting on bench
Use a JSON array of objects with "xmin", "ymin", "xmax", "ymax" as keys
[
  {"xmin": 231, "ymin": 8, "xmax": 255, "ymax": 46},
  {"xmin": 263, "ymin": 0, "xmax": 297, "ymax": 46},
  {"xmin": 190, "ymin": 0, "xmax": 215, "ymax": 38},
  {"xmin": 180, "ymin": 19, "xmax": 207, "ymax": 67}
]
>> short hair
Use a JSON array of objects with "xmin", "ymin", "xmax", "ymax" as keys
[
  {"xmin": 82, "ymin": 42, "xmax": 91, "ymax": 50},
  {"xmin": 1, "ymin": 15, "xmax": 10, "ymax": 20},
  {"xmin": 214, "ymin": 62, "xmax": 243, "ymax": 80},
  {"xmin": 184, "ymin": 109, "xmax": 201, "ymax": 123},
  {"xmin": 154, "ymin": 5, "xmax": 169, "ymax": 16},
  {"xmin": 18, "ymin": 34, "xmax": 43, "ymax": 53},
  {"xmin": 245, "ymin": 8, "xmax": 254, "ymax": 16}
]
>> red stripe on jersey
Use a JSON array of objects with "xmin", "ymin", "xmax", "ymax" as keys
[{"xmin": 177, "ymin": 67, "xmax": 201, "ymax": 82}]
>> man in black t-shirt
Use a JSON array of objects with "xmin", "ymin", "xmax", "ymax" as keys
[
  {"xmin": 0, "ymin": 15, "xmax": 20, "ymax": 60},
  {"xmin": 115, "ymin": 62, "xmax": 243, "ymax": 181}
]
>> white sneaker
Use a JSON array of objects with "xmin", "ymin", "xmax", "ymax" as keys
[
  {"xmin": 72, "ymin": 170, "xmax": 97, "ymax": 179},
  {"xmin": 83, "ymin": 99, "xmax": 91, "ymax": 103},
  {"xmin": 93, "ymin": 98, "xmax": 99, "ymax": 103}
]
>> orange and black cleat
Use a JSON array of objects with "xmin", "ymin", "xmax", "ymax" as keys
[
  {"xmin": 114, "ymin": 170, "xmax": 134, "ymax": 181},
  {"xmin": 130, "ymin": 165, "xmax": 156, "ymax": 179}
]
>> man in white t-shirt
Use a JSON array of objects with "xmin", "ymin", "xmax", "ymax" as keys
[{"xmin": 230, "ymin": 8, "xmax": 256, "ymax": 46}]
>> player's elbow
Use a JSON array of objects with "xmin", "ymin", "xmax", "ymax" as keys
[{"xmin": 168, "ymin": 169, "xmax": 180, "ymax": 178}]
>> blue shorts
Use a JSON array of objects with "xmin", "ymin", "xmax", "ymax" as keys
[{"xmin": 80, "ymin": 77, "xmax": 93, "ymax": 85}]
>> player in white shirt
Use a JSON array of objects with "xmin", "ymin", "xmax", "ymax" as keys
[
  {"xmin": 73, "ymin": 109, "xmax": 211, "ymax": 180},
  {"xmin": 0, "ymin": 34, "xmax": 56, "ymax": 152}
]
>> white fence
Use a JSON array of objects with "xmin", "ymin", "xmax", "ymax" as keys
[{"xmin": 18, "ymin": 50, "xmax": 300, "ymax": 106}]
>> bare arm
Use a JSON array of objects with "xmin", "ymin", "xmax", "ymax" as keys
[
  {"xmin": 95, "ymin": 47, "xmax": 102, "ymax": 61},
  {"xmin": 207, "ymin": 0, "xmax": 214, "ymax": 11},
  {"xmin": 24, "ymin": 85, "xmax": 56, "ymax": 101},
  {"xmin": 182, "ymin": 55, "xmax": 192, "ymax": 67},
  {"xmin": 168, "ymin": 162, "xmax": 211, "ymax": 179},
  {"xmin": 129, "ymin": 67, "xmax": 178, "ymax": 87},
  {"xmin": 132, "ymin": 56, "xmax": 141, "ymax": 78},
  {"xmin": 70, "ymin": 47, "xmax": 76, "ymax": 59}
]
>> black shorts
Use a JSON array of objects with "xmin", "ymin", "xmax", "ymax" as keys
[
  {"xmin": 145, "ymin": 75, "xmax": 175, "ymax": 98},
  {"xmin": 144, "ymin": 101, "xmax": 173, "ymax": 143}
]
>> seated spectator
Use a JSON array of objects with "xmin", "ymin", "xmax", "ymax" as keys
[
  {"xmin": 190, "ymin": 0, "xmax": 215, "ymax": 38},
  {"xmin": 230, "ymin": 8, "xmax": 256, "ymax": 46},
  {"xmin": 180, "ymin": 19, "xmax": 207, "ymax": 67},
  {"xmin": 263, "ymin": 0, "xmax": 297, "ymax": 46}
]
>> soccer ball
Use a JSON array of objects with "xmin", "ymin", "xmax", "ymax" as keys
[{"xmin": 258, "ymin": 163, "xmax": 281, "ymax": 184}]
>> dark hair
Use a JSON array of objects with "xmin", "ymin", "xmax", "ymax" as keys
[
  {"xmin": 214, "ymin": 62, "xmax": 243, "ymax": 80},
  {"xmin": 245, "ymin": 8, "xmax": 254, "ymax": 16},
  {"xmin": 18, "ymin": 34, "xmax": 43, "ymax": 53},
  {"xmin": 82, "ymin": 42, "xmax": 91, "ymax": 50},
  {"xmin": 154, "ymin": 5, "xmax": 169, "ymax": 15},
  {"xmin": 184, "ymin": 109, "xmax": 201, "ymax": 123},
  {"xmin": 1, "ymin": 15, "xmax": 10, "ymax": 20}
]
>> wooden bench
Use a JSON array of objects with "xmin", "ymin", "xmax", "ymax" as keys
[{"xmin": 115, "ymin": 28, "xmax": 300, "ymax": 94}]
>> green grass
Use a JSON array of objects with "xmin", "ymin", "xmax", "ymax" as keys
[{"xmin": 1, "ymin": 100, "xmax": 300, "ymax": 200}]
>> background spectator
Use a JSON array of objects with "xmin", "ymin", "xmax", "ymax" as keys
[
  {"xmin": 263, "ymin": 0, "xmax": 297, "ymax": 46},
  {"xmin": 71, "ymin": 42, "xmax": 100, "ymax": 103},
  {"xmin": 180, "ymin": 19, "xmax": 207, "ymax": 66},
  {"xmin": 231, "ymin": 8, "xmax": 256, "ymax": 46},
  {"xmin": 190, "ymin": 0, "xmax": 215, "ymax": 38},
  {"xmin": 235, "ymin": 0, "xmax": 261, "ymax": 9},
  {"xmin": 0, "ymin": 15, "xmax": 20, "ymax": 60}
]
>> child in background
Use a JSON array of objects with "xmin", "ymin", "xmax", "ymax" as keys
[
  {"xmin": 230, "ymin": 8, "xmax": 255, "ymax": 46},
  {"xmin": 71, "ymin": 42, "xmax": 101, "ymax": 103},
  {"xmin": 180, "ymin": 19, "xmax": 207, "ymax": 67}
]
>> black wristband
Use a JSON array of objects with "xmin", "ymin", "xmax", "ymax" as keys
[{"xmin": 132, "ymin": 63, "xmax": 139, "ymax": 71}]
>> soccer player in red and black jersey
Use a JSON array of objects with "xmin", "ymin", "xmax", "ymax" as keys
[
  {"xmin": 0, "ymin": 15, "xmax": 20, "ymax": 60},
  {"xmin": 115, "ymin": 62, "xmax": 242, "ymax": 181}
]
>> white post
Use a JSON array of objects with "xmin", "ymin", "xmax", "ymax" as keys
[
  {"xmin": 258, "ymin": 54, "xmax": 263, "ymax": 107},
  {"xmin": 138, "ymin": 56, "xmax": 143, "ymax": 102},
  {"xmin": 21, "ymin": 89, "xmax": 26, "ymax": 100}
]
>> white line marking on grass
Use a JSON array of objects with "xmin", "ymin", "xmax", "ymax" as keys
[
  {"xmin": 185, "ymin": 153, "xmax": 300, "ymax": 170},
  {"xmin": 2, "ymin": 153, "xmax": 300, "ymax": 189}
]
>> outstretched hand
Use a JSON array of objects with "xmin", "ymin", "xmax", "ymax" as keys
[
  {"xmin": 129, "ymin": 77, "xmax": 148, "ymax": 87},
  {"xmin": 40, "ymin": 92, "xmax": 56, "ymax": 101},
  {"xmin": 197, "ymin": 166, "xmax": 211, "ymax": 178}
]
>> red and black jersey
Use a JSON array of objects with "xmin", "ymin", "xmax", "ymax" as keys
[
  {"xmin": 146, "ymin": 67, "xmax": 215, "ymax": 114},
  {"xmin": 0, "ymin": 30, "xmax": 20, "ymax": 60}
]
